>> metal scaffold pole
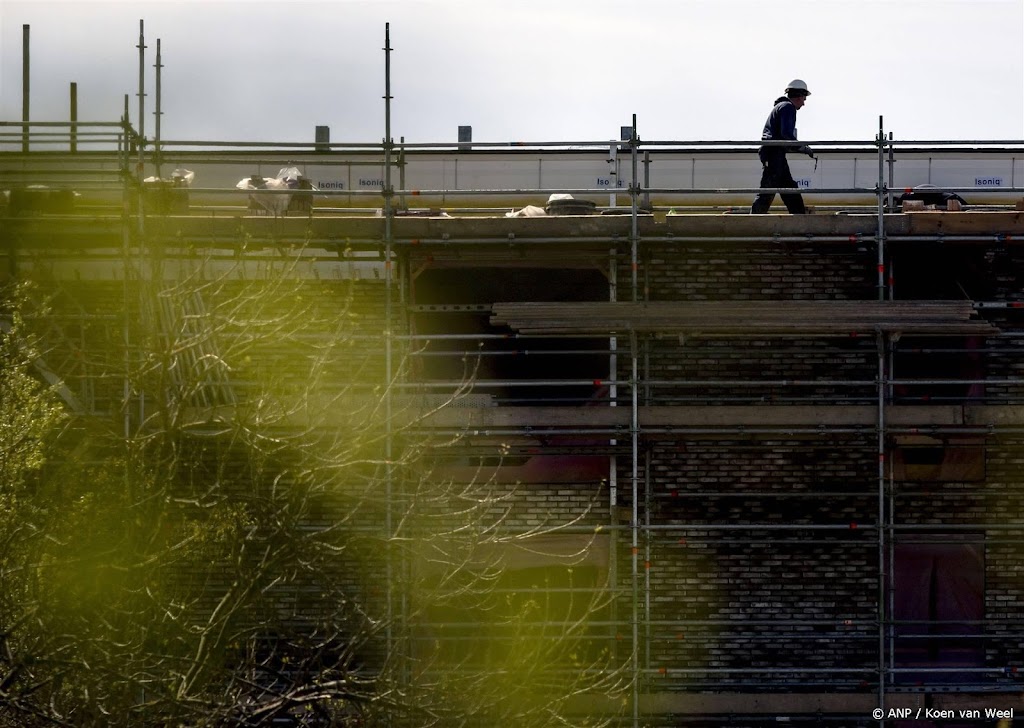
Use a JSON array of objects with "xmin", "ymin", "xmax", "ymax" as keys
[
  {"xmin": 120, "ymin": 111, "xmax": 132, "ymax": 440},
  {"xmin": 137, "ymin": 20, "xmax": 146, "ymax": 169},
  {"xmin": 629, "ymin": 114, "xmax": 642, "ymax": 728},
  {"xmin": 70, "ymin": 82, "xmax": 77, "ymax": 153},
  {"xmin": 876, "ymin": 116, "xmax": 886, "ymax": 302},
  {"xmin": 887, "ymin": 414, "xmax": 897, "ymax": 701},
  {"xmin": 643, "ymin": 450, "xmax": 652, "ymax": 684},
  {"xmin": 381, "ymin": 21, "xmax": 401, "ymax": 721},
  {"xmin": 22, "ymin": 24, "xmax": 29, "ymax": 153},
  {"xmin": 877, "ymin": 331, "xmax": 888, "ymax": 723},
  {"xmin": 887, "ymin": 131, "xmax": 895, "ymax": 212},
  {"xmin": 608, "ymin": 238, "xmax": 620, "ymax": 675},
  {"xmin": 876, "ymin": 117, "xmax": 890, "ymax": 721},
  {"xmin": 630, "ymin": 329, "xmax": 640, "ymax": 728},
  {"xmin": 154, "ymin": 38, "xmax": 163, "ymax": 178},
  {"xmin": 122, "ymin": 94, "xmax": 129, "ymax": 156},
  {"xmin": 135, "ymin": 24, "xmax": 146, "ymax": 238}
]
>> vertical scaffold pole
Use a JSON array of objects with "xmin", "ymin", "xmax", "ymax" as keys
[
  {"xmin": 608, "ymin": 240, "xmax": 619, "ymax": 656},
  {"xmin": 629, "ymin": 113, "xmax": 648, "ymax": 725},
  {"xmin": 630, "ymin": 115, "xmax": 639, "ymax": 303},
  {"xmin": 381, "ymin": 22, "xmax": 398, "ymax": 713},
  {"xmin": 887, "ymin": 410, "xmax": 896, "ymax": 692},
  {"xmin": 135, "ymin": 22, "xmax": 146, "ymax": 237},
  {"xmin": 630, "ymin": 330, "xmax": 640, "ymax": 728},
  {"xmin": 887, "ymin": 131, "xmax": 895, "ymax": 213},
  {"xmin": 22, "ymin": 25, "xmax": 29, "ymax": 153},
  {"xmin": 876, "ymin": 116, "xmax": 886, "ymax": 302},
  {"xmin": 884, "ymin": 133, "xmax": 897, "ymax": 693},
  {"xmin": 643, "ymin": 450, "xmax": 652, "ymax": 676},
  {"xmin": 134, "ymin": 23, "xmax": 147, "ymax": 433},
  {"xmin": 154, "ymin": 38, "xmax": 163, "ymax": 178},
  {"xmin": 608, "ymin": 141, "xmax": 618, "ymax": 208},
  {"xmin": 605, "ymin": 123, "xmax": 621, "ymax": 668},
  {"xmin": 875, "ymin": 116, "xmax": 889, "ymax": 723},
  {"xmin": 137, "ymin": 20, "xmax": 146, "ymax": 165},
  {"xmin": 70, "ymin": 83, "xmax": 78, "ymax": 153},
  {"xmin": 122, "ymin": 95, "xmax": 130, "ymax": 156},
  {"xmin": 877, "ymin": 331, "xmax": 888, "ymax": 722},
  {"xmin": 120, "ymin": 107, "xmax": 132, "ymax": 442},
  {"xmin": 399, "ymin": 135, "xmax": 406, "ymax": 210}
]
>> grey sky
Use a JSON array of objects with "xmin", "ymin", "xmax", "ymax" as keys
[{"xmin": 1, "ymin": 0, "xmax": 1022, "ymax": 145}]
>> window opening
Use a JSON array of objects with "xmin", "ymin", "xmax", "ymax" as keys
[{"xmin": 893, "ymin": 535, "xmax": 984, "ymax": 686}]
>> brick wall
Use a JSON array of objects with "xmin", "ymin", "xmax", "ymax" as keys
[
  {"xmin": 602, "ymin": 238, "xmax": 1024, "ymax": 697},
  {"xmin": 639, "ymin": 242, "xmax": 875, "ymax": 302},
  {"xmin": 631, "ymin": 241, "xmax": 879, "ymax": 406},
  {"xmin": 615, "ymin": 437, "xmax": 879, "ymax": 688}
]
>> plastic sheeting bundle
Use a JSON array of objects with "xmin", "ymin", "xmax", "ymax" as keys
[{"xmin": 236, "ymin": 167, "xmax": 317, "ymax": 216}]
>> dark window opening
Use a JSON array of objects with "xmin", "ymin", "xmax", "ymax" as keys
[
  {"xmin": 891, "ymin": 248, "xmax": 992, "ymax": 301},
  {"xmin": 902, "ymin": 447, "xmax": 945, "ymax": 466},
  {"xmin": 893, "ymin": 537, "xmax": 984, "ymax": 686},
  {"xmin": 890, "ymin": 247, "xmax": 990, "ymax": 404},
  {"xmin": 411, "ymin": 268, "xmax": 609, "ymax": 405},
  {"xmin": 892, "ymin": 439, "xmax": 986, "ymax": 482},
  {"xmin": 893, "ymin": 336, "xmax": 987, "ymax": 403}
]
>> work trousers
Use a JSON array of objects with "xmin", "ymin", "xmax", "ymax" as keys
[{"xmin": 751, "ymin": 155, "xmax": 806, "ymax": 214}]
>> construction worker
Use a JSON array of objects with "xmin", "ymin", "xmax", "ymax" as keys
[{"xmin": 751, "ymin": 79, "xmax": 816, "ymax": 214}]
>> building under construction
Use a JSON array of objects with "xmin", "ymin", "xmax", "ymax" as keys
[
  {"xmin": 4, "ymin": 26, "xmax": 1024, "ymax": 725},
  {"xmin": 4, "ymin": 117, "xmax": 1024, "ymax": 726}
]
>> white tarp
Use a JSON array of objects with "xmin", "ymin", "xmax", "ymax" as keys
[{"xmin": 236, "ymin": 167, "xmax": 317, "ymax": 216}]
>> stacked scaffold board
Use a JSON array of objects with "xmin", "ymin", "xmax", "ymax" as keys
[{"xmin": 490, "ymin": 300, "xmax": 997, "ymax": 337}]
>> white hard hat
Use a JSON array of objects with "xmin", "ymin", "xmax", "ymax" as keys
[{"xmin": 785, "ymin": 79, "xmax": 811, "ymax": 96}]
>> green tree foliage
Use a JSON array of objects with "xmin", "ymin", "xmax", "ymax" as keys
[
  {"xmin": 0, "ymin": 286, "xmax": 70, "ymax": 726},
  {"xmin": 0, "ymin": 257, "xmax": 627, "ymax": 727}
]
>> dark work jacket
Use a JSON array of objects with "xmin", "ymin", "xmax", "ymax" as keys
[{"xmin": 759, "ymin": 96, "xmax": 800, "ymax": 163}]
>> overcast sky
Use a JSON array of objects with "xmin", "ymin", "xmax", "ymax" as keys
[{"xmin": 1, "ymin": 0, "xmax": 1022, "ymax": 146}]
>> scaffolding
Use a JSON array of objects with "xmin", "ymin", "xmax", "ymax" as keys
[{"xmin": 4, "ymin": 25, "xmax": 1024, "ymax": 728}]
